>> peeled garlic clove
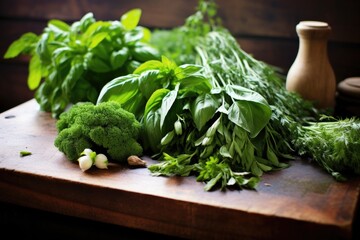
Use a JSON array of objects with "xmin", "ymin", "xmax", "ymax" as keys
[
  {"xmin": 78, "ymin": 155, "xmax": 93, "ymax": 172},
  {"xmin": 94, "ymin": 153, "xmax": 108, "ymax": 169},
  {"xmin": 127, "ymin": 155, "xmax": 146, "ymax": 167},
  {"xmin": 83, "ymin": 148, "xmax": 93, "ymax": 156}
]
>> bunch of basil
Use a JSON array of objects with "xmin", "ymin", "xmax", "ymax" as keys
[{"xmin": 4, "ymin": 9, "xmax": 160, "ymax": 118}]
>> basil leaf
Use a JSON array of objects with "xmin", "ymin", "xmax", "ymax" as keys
[
  {"xmin": 142, "ymin": 108, "xmax": 162, "ymax": 153},
  {"xmin": 134, "ymin": 60, "xmax": 163, "ymax": 74},
  {"xmin": 138, "ymin": 69, "xmax": 161, "ymax": 99},
  {"xmin": 144, "ymin": 88, "xmax": 169, "ymax": 117},
  {"xmin": 79, "ymin": 12, "xmax": 96, "ymax": 33},
  {"xmin": 160, "ymin": 87, "xmax": 178, "ymax": 130},
  {"xmin": 4, "ymin": 32, "xmax": 38, "ymax": 58},
  {"xmin": 28, "ymin": 55, "xmax": 42, "ymax": 90},
  {"xmin": 97, "ymin": 74, "xmax": 139, "ymax": 105},
  {"xmin": 88, "ymin": 32, "xmax": 108, "ymax": 49},
  {"xmin": 226, "ymin": 84, "xmax": 271, "ymax": 137},
  {"xmin": 228, "ymin": 100, "xmax": 271, "ymax": 138},
  {"xmin": 124, "ymin": 27, "xmax": 144, "ymax": 45},
  {"xmin": 131, "ymin": 42, "xmax": 160, "ymax": 62},
  {"xmin": 191, "ymin": 93, "xmax": 220, "ymax": 131},
  {"xmin": 179, "ymin": 75, "xmax": 211, "ymax": 94},
  {"xmin": 121, "ymin": 9, "xmax": 141, "ymax": 31},
  {"xmin": 110, "ymin": 47, "xmax": 129, "ymax": 69},
  {"xmin": 175, "ymin": 64, "xmax": 203, "ymax": 78},
  {"xmin": 62, "ymin": 56, "xmax": 84, "ymax": 95},
  {"xmin": 48, "ymin": 20, "xmax": 70, "ymax": 36}
]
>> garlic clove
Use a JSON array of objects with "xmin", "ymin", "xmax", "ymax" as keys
[
  {"xmin": 127, "ymin": 155, "xmax": 147, "ymax": 167},
  {"xmin": 78, "ymin": 155, "xmax": 93, "ymax": 172},
  {"xmin": 94, "ymin": 153, "xmax": 108, "ymax": 169},
  {"xmin": 81, "ymin": 148, "xmax": 93, "ymax": 156}
]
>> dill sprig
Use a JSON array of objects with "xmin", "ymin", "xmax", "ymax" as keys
[{"xmin": 293, "ymin": 116, "xmax": 360, "ymax": 180}]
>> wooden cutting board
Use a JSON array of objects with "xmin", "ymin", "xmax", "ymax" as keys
[{"xmin": 0, "ymin": 99, "xmax": 359, "ymax": 240}]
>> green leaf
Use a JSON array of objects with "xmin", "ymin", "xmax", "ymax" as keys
[
  {"xmin": 139, "ymin": 26, "xmax": 152, "ymax": 42},
  {"xmin": 88, "ymin": 32, "xmax": 108, "ymax": 49},
  {"xmin": 143, "ymin": 108, "xmax": 162, "ymax": 153},
  {"xmin": 131, "ymin": 42, "xmax": 160, "ymax": 62},
  {"xmin": 226, "ymin": 85, "xmax": 269, "ymax": 105},
  {"xmin": 161, "ymin": 55, "xmax": 177, "ymax": 70},
  {"xmin": 20, "ymin": 150, "xmax": 32, "ymax": 157},
  {"xmin": 48, "ymin": 19, "xmax": 70, "ymax": 32},
  {"xmin": 257, "ymin": 161, "xmax": 272, "ymax": 172},
  {"xmin": 175, "ymin": 64, "xmax": 203, "ymax": 78},
  {"xmin": 61, "ymin": 56, "xmax": 84, "ymax": 95},
  {"xmin": 91, "ymin": 42, "xmax": 110, "ymax": 60},
  {"xmin": 28, "ymin": 55, "xmax": 42, "ymax": 90},
  {"xmin": 85, "ymin": 56, "xmax": 111, "ymax": 73},
  {"xmin": 228, "ymin": 100, "xmax": 271, "ymax": 138},
  {"xmin": 124, "ymin": 28, "xmax": 144, "ymax": 44},
  {"xmin": 79, "ymin": 12, "xmax": 96, "ymax": 32},
  {"xmin": 4, "ymin": 32, "xmax": 38, "ymax": 58},
  {"xmin": 250, "ymin": 161, "xmax": 263, "ymax": 177},
  {"xmin": 96, "ymin": 74, "xmax": 140, "ymax": 107},
  {"xmin": 121, "ymin": 9, "xmax": 142, "ymax": 31},
  {"xmin": 134, "ymin": 60, "xmax": 164, "ymax": 74},
  {"xmin": 125, "ymin": 60, "xmax": 141, "ymax": 73},
  {"xmin": 138, "ymin": 69, "xmax": 161, "ymax": 99},
  {"xmin": 226, "ymin": 85, "xmax": 271, "ymax": 138},
  {"xmin": 219, "ymin": 146, "xmax": 232, "ymax": 158},
  {"xmin": 110, "ymin": 47, "xmax": 129, "ymax": 69},
  {"xmin": 160, "ymin": 87, "xmax": 178, "ymax": 130},
  {"xmin": 36, "ymin": 32, "xmax": 52, "ymax": 63},
  {"xmin": 144, "ymin": 88, "xmax": 169, "ymax": 117},
  {"xmin": 266, "ymin": 147, "xmax": 280, "ymax": 166},
  {"xmin": 83, "ymin": 21, "xmax": 111, "ymax": 40},
  {"xmin": 52, "ymin": 46, "xmax": 73, "ymax": 65},
  {"xmin": 49, "ymin": 87, "xmax": 68, "ymax": 118},
  {"xmin": 179, "ymin": 75, "xmax": 211, "ymax": 94},
  {"xmin": 191, "ymin": 93, "xmax": 220, "ymax": 131},
  {"xmin": 204, "ymin": 172, "xmax": 222, "ymax": 191}
]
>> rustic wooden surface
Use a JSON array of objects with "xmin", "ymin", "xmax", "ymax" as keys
[
  {"xmin": 0, "ymin": 99, "xmax": 359, "ymax": 239},
  {"xmin": 0, "ymin": 0, "xmax": 359, "ymax": 112}
]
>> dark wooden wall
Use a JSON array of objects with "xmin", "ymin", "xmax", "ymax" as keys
[{"xmin": 1, "ymin": 0, "xmax": 359, "ymax": 113}]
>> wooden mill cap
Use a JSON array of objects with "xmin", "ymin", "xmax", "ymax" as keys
[
  {"xmin": 337, "ymin": 77, "xmax": 360, "ymax": 99},
  {"xmin": 296, "ymin": 21, "xmax": 331, "ymax": 38},
  {"xmin": 298, "ymin": 21, "xmax": 329, "ymax": 28}
]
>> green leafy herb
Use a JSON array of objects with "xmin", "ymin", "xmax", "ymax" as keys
[
  {"xmin": 148, "ymin": 0, "xmax": 360, "ymax": 184},
  {"xmin": 4, "ymin": 10, "xmax": 160, "ymax": 118},
  {"xmin": 293, "ymin": 116, "xmax": 360, "ymax": 180},
  {"xmin": 20, "ymin": 151, "xmax": 32, "ymax": 157},
  {"xmin": 98, "ymin": 50, "xmax": 277, "ymax": 190}
]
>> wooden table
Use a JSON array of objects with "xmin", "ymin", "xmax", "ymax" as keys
[{"xmin": 0, "ymin": 99, "xmax": 359, "ymax": 239}]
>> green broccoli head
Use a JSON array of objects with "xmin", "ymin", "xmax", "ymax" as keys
[{"xmin": 54, "ymin": 101, "xmax": 143, "ymax": 163}]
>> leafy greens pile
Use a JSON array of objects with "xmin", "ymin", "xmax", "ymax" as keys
[
  {"xmin": 97, "ymin": 0, "xmax": 360, "ymax": 190},
  {"xmin": 5, "ymin": 0, "xmax": 360, "ymax": 191},
  {"xmin": 4, "ymin": 9, "xmax": 159, "ymax": 118}
]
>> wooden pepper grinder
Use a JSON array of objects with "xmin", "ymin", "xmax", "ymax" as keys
[{"xmin": 286, "ymin": 21, "xmax": 336, "ymax": 110}]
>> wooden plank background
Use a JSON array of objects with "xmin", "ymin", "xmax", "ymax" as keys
[{"xmin": 1, "ymin": 0, "xmax": 359, "ymax": 113}]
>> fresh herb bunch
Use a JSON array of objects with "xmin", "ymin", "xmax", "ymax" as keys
[
  {"xmin": 98, "ymin": 55, "xmax": 267, "ymax": 190},
  {"xmin": 4, "ymin": 9, "xmax": 160, "ymax": 118},
  {"xmin": 97, "ymin": 1, "xmax": 298, "ymax": 191},
  {"xmin": 293, "ymin": 116, "xmax": 360, "ymax": 180},
  {"xmin": 149, "ymin": 0, "xmax": 360, "ymax": 183}
]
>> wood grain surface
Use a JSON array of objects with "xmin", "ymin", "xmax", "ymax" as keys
[{"xmin": 0, "ymin": 99, "xmax": 359, "ymax": 239}]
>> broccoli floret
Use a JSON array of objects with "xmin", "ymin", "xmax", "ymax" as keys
[{"xmin": 54, "ymin": 101, "xmax": 143, "ymax": 162}]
